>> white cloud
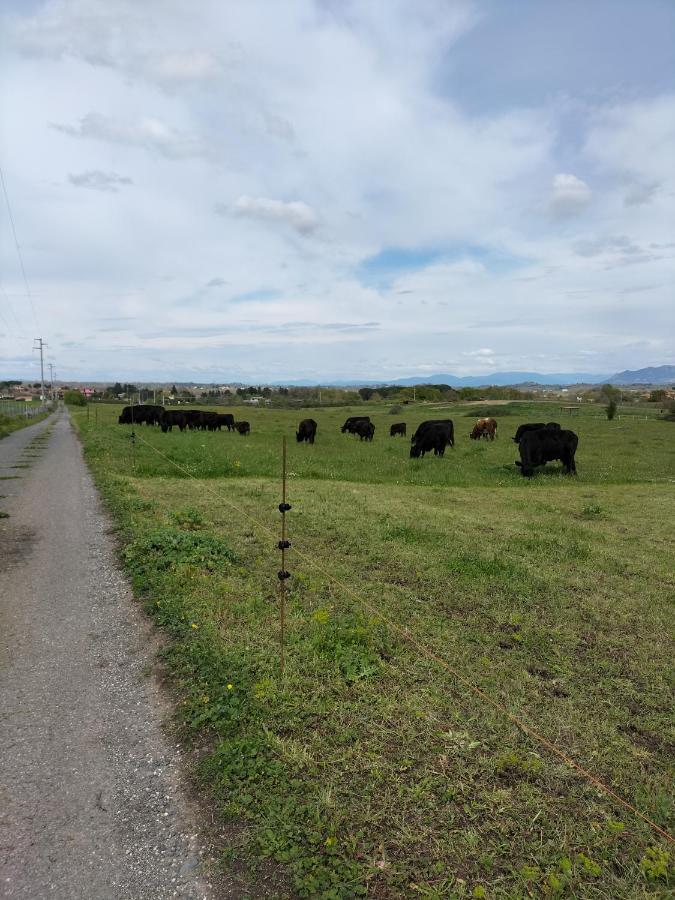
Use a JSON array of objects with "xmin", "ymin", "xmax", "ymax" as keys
[
  {"xmin": 52, "ymin": 112, "xmax": 210, "ymax": 159},
  {"xmin": 1, "ymin": 0, "xmax": 673, "ymax": 381},
  {"xmin": 549, "ymin": 173, "xmax": 592, "ymax": 218},
  {"xmin": 68, "ymin": 170, "xmax": 133, "ymax": 191},
  {"xmin": 230, "ymin": 196, "xmax": 320, "ymax": 235}
]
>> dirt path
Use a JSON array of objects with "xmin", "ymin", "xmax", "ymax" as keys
[{"xmin": 0, "ymin": 410, "xmax": 223, "ymax": 899}]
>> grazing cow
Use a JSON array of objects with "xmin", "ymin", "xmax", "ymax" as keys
[
  {"xmin": 118, "ymin": 404, "xmax": 163, "ymax": 425},
  {"xmin": 512, "ymin": 422, "xmax": 561, "ymax": 443},
  {"xmin": 217, "ymin": 413, "xmax": 235, "ymax": 432},
  {"xmin": 515, "ymin": 428, "xmax": 578, "ymax": 476},
  {"xmin": 160, "ymin": 410, "xmax": 187, "ymax": 432},
  {"xmin": 411, "ymin": 419, "xmax": 454, "ymax": 447},
  {"xmin": 390, "ymin": 422, "xmax": 406, "ymax": 437},
  {"xmin": 410, "ymin": 422, "xmax": 453, "ymax": 458},
  {"xmin": 341, "ymin": 416, "xmax": 370, "ymax": 434},
  {"xmin": 235, "ymin": 421, "xmax": 250, "ymax": 435},
  {"xmin": 296, "ymin": 418, "xmax": 317, "ymax": 444},
  {"xmin": 470, "ymin": 417, "xmax": 497, "ymax": 441},
  {"xmin": 354, "ymin": 420, "xmax": 375, "ymax": 441}
]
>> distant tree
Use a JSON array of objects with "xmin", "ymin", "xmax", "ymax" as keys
[
  {"xmin": 64, "ymin": 390, "xmax": 86, "ymax": 406},
  {"xmin": 171, "ymin": 385, "xmax": 178, "ymax": 395},
  {"xmin": 649, "ymin": 389, "xmax": 666, "ymax": 403},
  {"xmin": 600, "ymin": 384, "xmax": 621, "ymax": 420},
  {"xmin": 358, "ymin": 387, "xmax": 375, "ymax": 401}
]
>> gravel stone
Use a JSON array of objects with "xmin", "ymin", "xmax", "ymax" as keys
[{"xmin": 0, "ymin": 411, "xmax": 225, "ymax": 899}]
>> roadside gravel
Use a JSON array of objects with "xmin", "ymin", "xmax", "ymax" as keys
[{"xmin": 0, "ymin": 410, "xmax": 235, "ymax": 899}]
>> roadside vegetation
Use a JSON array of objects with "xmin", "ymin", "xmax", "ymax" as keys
[
  {"xmin": 72, "ymin": 401, "xmax": 674, "ymax": 897},
  {"xmin": 0, "ymin": 409, "xmax": 50, "ymax": 441}
]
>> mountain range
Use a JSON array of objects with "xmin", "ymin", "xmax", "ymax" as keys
[{"xmin": 277, "ymin": 365, "xmax": 675, "ymax": 388}]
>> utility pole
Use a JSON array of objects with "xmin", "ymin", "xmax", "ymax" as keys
[
  {"xmin": 47, "ymin": 362, "xmax": 56, "ymax": 401},
  {"xmin": 33, "ymin": 337, "xmax": 47, "ymax": 404}
]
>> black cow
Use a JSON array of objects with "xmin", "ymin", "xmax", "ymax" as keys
[
  {"xmin": 341, "ymin": 416, "xmax": 370, "ymax": 434},
  {"xmin": 183, "ymin": 410, "xmax": 204, "ymax": 430},
  {"xmin": 515, "ymin": 428, "xmax": 578, "ymax": 476},
  {"xmin": 118, "ymin": 404, "xmax": 163, "ymax": 425},
  {"xmin": 411, "ymin": 419, "xmax": 454, "ymax": 447},
  {"xmin": 390, "ymin": 422, "xmax": 406, "ymax": 437},
  {"xmin": 410, "ymin": 422, "xmax": 454, "ymax": 458},
  {"xmin": 296, "ymin": 418, "xmax": 317, "ymax": 444},
  {"xmin": 217, "ymin": 413, "xmax": 235, "ymax": 432},
  {"xmin": 354, "ymin": 421, "xmax": 375, "ymax": 441},
  {"xmin": 235, "ymin": 421, "xmax": 250, "ymax": 435},
  {"xmin": 512, "ymin": 422, "xmax": 561, "ymax": 443},
  {"xmin": 160, "ymin": 410, "xmax": 187, "ymax": 432}
]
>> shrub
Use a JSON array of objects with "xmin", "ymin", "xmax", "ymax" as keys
[
  {"xmin": 606, "ymin": 399, "xmax": 618, "ymax": 420},
  {"xmin": 388, "ymin": 404, "xmax": 403, "ymax": 415},
  {"xmin": 64, "ymin": 390, "xmax": 86, "ymax": 406}
]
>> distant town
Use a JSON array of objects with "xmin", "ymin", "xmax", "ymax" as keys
[{"xmin": 1, "ymin": 379, "xmax": 673, "ymax": 409}]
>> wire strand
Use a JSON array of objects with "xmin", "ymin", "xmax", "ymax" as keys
[{"xmin": 0, "ymin": 164, "xmax": 38, "ymax": 331}]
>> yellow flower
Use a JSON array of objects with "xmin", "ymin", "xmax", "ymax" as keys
[
  {"xmin": 201, "ymin": 695, "xmax": 209, "ymax": 704},
  {"xmin": 233, "ymin": 460, "xmax": 241, "ymax": 468},
  {"xmin": 191, "ymin": 623, "xmax": 199, "ymax": 629},
  {"xmin": 227, "ymin": 683, "xmax": 233, "ymax": 690}
]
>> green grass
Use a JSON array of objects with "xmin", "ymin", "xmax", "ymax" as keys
[
  {"xmin": 72, "ymin": 402, "xmax": 674, "ymax": 897},
  {"xmin": 0, "ymin": 410, "xmax": 50, "ymax": 441}
]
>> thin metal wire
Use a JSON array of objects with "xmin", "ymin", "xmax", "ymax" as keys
[
  {"xmin": 0, "ymin": 164, "xmax": 38, "ymax": 330},
  {"xmin": 131, "ymin": 429, "xmax": 674, "ymax": 846}
]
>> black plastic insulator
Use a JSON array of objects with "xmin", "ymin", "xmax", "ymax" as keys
[
  {"xmin": 278, "ymin": 502, "xmax": 292, "ymax": 513},
  {"xmin": 277, "ymin": 540, "xmax": 291, "ymax": 550},
  {"xmin": 277, "ymin": 570, "xmax": 291, "ymax": 581}
]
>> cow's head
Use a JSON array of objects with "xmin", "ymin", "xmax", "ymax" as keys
[
  {"xmin": 410, "ymin": 443, "xmax": 421, "ymax": 458},
  {"xmin": 296, "ymin": 431, "xmax": 302, "ymax": 442}
]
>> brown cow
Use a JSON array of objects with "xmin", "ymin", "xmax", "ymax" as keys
[{"xmin": 470, "ymin": 417, "xmax": 497, "ymax": 441}]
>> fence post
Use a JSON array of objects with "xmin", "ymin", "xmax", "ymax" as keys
[{"xmin": 277, "ymin": 436, "xmax": 291, "ymax": 674}]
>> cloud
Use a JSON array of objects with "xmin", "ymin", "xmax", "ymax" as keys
[
  {"xmin": 624, "ymin": 182, "xmax": 660, "ymax": 206},
  {"xmin": 549, "ymin": 173, "xmax": 592, "ymax": 218},
  {"xmin": 205, "ymin": 277, "xmax": 228, "ymax": 288},
  {"xmin": 68, "ymin": 170, "xmax": 133, "ymax": 192},
  {"xmin": 573, "ymin": 235, "xmax": 640, "ymax": 258},
  {"xmin": 146, "ymin": 51, "xmax": 222, "ymax": 85},
  {"xmin": 229, "ymin": 196, "xmax": 319, "ymax": 234},
  {"xmin": 53, "ymin": 112, "xmax": 209, "ymax": 159}
]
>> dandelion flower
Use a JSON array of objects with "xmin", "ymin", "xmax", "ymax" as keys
[
  {"xmin": 191, "ymin": 623, "xmax": 199, "ymax": 629},
  {"xmin": 227, "ymin": 683, "xmax": 233, "ymax": 690}
]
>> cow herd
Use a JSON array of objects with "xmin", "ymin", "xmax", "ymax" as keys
[
  {"xmin": 338, "ymin": 415, "xmax": 578, "ymax": 474},
  {"xmin": 117, "ymin": 405, "xmax": 579, "ymax": 477},
  {"xmin": 118, "ymin": 404, "xmax": 249, "ymax": 435}
]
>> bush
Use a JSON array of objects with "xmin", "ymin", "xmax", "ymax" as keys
[
  {"xmin": 388, "ymin": 404, "xmax": 403, "ymax": 415},
  {"xmin": 606, "ymin": 399, "xmax": 618, "ymax": 420},
  {"xmin": 64, "ymin": 390, "xmax": 86, "ymax": 406}
]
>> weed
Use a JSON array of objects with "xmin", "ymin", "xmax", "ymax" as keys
[
  {"xmin": 581, "ymin": 503, "xmax": 603, "ymax": 518},
  {"xmin": 170, "ymin": 506, "xmax": 206, "ymax": 530}
]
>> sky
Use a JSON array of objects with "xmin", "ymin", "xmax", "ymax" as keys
[{"xmin": 0, "ymin": 0, "xmax": 674, "ymax": 384}]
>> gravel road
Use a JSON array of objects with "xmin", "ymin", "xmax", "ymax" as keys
[{"xmin": 0, "ymin": 410, "xmax": 227, "ymax": 899}]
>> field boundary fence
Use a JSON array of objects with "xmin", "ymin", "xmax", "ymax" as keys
[
  {"xmin": 124, "ymin": 426, "xmax": 674, "ymax": 847},
  {"xmin": 0, "ymin": 400, "xmax": 48, "ymax": 419}
]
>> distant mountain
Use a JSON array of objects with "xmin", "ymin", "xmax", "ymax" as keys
[
  {"xmin": 384, "ymin": 371, "xmax": 609, "ymax": 387},
  {"xmin": 607, "ymin": 365, "xmax": 675, "ymax": 385},
  {"xmin": 279, "ymin": 372, "xmax": 608, "ymax": 387}
]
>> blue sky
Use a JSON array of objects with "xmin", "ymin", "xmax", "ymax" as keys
[{"xmin": 0, "ymin": 0, "xmax": 673, "ymax": 382}]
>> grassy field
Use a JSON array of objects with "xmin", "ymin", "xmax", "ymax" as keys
[{"xmin": 72, "ymin": 401, "xmax": 674, "ymax": 898}]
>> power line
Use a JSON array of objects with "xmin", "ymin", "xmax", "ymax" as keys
[
  {"xmin": 0, "ymin": 163, "xmax": 38, "ymax": 331},
  {"xmin": 0, "ymin": 280, "xmax": 26, "ymax": 336}
]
